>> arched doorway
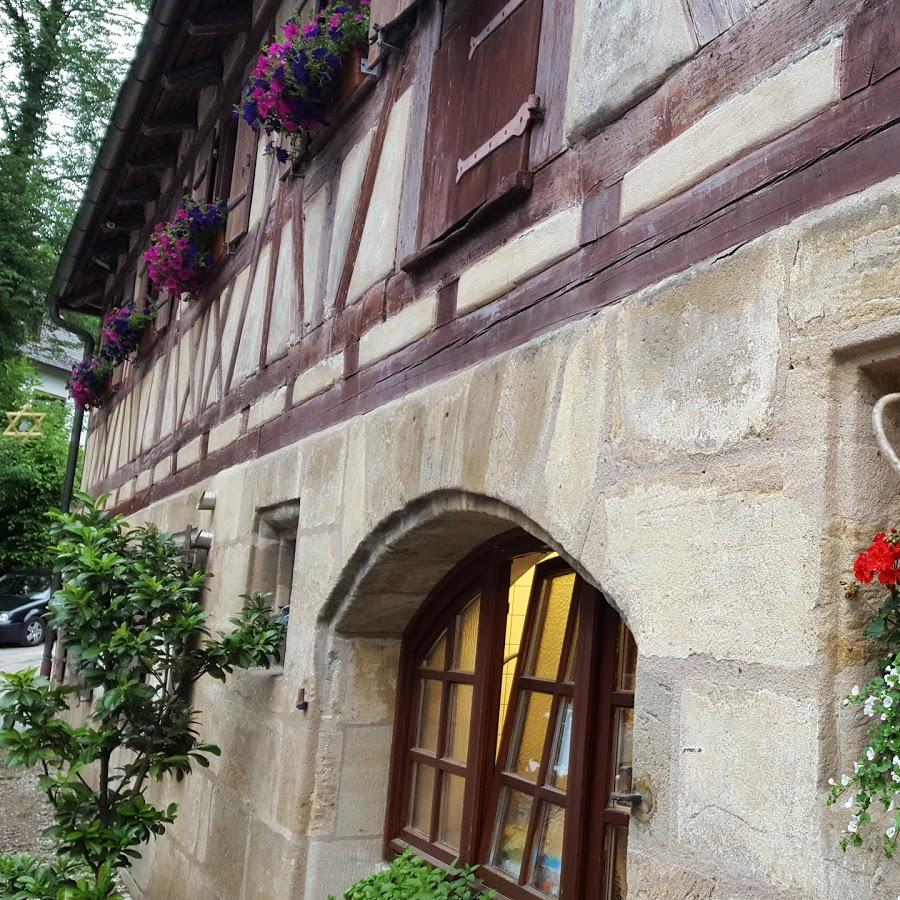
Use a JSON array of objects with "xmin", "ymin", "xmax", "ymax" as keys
[{"xmin": 384, "ymin": 529, "xmax": 636, "ymax": 899}]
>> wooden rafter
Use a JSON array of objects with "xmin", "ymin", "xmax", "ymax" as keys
[
  {"xmin": 142, "ymin": 106, "xmax": 198, "ymax": 137},
  {"xmin": 126, "ymin": 149, "xmax": 179, "ymax": 173},
  {"xmin": 162, "ymin": 58, "xmax": 224, "ymax": 91},
  {"xmin": 186, "ymin": 2, "xmax": 252, "ymax": 37},
  {"xmin": 114, "ymin": 182, "xmax": 160, "ymax": 205}
]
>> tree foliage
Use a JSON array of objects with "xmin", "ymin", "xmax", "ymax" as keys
[
  {"xmin": 0, "ymin": 369, "xmax": 76, "ymax": 572},
  {"xmin": 0, "ymin": 495, "xmax": 286, "ymax": 899},
  {"xmin": 0, "ymin": 0, "xmax": 147, "ymax": 359}
]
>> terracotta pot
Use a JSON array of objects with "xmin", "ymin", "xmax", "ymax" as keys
[
  {"xmin": 335, "ymin": 48, "xmax": 368, "ymax": 108},
  {"xmin": 210, "ymin": 225, "xmax": 227, "ymax": 265}
]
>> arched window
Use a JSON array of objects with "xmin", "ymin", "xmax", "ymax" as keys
[{"xmin": 386, "ymin": 531, "xmax": 637, "ymax": 899}]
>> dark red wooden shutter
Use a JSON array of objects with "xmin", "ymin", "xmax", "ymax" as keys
[
  {"xmin": 225, "ymin": 116, "xmax": 258, "ymax": 244},
  {"xmin": 417, "ymin": 0, "xmax": 543, "ymax": 250}
]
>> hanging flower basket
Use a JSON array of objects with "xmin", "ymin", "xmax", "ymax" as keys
[
  {"xmin": 100, "ymin": 302, "xmax": 157, "ymax": 365},
  {"xmin": 144, "ymin": 199, "xmax": 228, "ymax": 300},
  {"xmin": 68, "ymin": 358, "xmax": 114, "ymax": 410},
  {"xmin": 239, "ymin": 1, "xmax": 371, "ymax": 164}
]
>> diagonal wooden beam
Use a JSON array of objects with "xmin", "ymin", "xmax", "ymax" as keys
[
  {"xmin": 162, "ymin": 58, "xmax": 223, "ymax": 91},
  {"xmin": 186, "ymin": 2, "xmax": 252, "ymax": 37}
]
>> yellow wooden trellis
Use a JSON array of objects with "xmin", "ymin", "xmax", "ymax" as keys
[{"xmin": 2, "ymin": 405, "xmax": 47, "ymax": 439}]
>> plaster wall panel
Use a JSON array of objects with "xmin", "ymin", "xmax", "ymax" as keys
[
  {"xmin": 620, "ymin": 42, "xmax": 841, "ymax": 220},
  {"xmin": 302, "ymin": 186, "xmax": 329, "ymax": 328},
  {"xmin": 347, "ymin": 89, "xmax": 413, "ymax": 305},
  {"xmin": 566, "ymin": 0, "xmax": 697, "ymax": 140},
  {"xmin": 456, "ymin": 206, "xmax": 582, "ymax": 314},
  {"xmin": 358, "ymin": 292, "xmax": 436, "ymax": 368},
  {"xmin": 325, "ymin": 128, "xmax": 376, "ymax": 316},
  {"xmin": 267, "ymin": 219, "xmax": 298, "ymax": 362}
]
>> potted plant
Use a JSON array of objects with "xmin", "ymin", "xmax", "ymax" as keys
[
  {"xmin": 239, "ymin": 1, "xmax": 371, "ymax": 164},
  {"xmin": 144, "ymin": 199, "xmax": 227, "ymax": 300},
  {"xmin": 100, "ymin": 301, "xmax": 157, "ymax": 363},
  {"xmin": 67, "ymin": 357, "xmax": 114, "ymax": 409}
]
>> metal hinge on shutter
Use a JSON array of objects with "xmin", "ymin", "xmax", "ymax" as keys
[
  {"xmin": 456, "ymin": 95, "xmax": 543, "ymax": 182},
  {"xmin": 469, "ymin": 0, "xmax": 529, "ymax": 58}
]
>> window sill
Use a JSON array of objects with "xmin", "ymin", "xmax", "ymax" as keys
[{"xmin": 399, "ymin": 169, "xmax": 534, "ymax": 272}]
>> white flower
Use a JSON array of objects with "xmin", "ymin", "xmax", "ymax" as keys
[
  {"xmin": 844, "ymin": 796, "xmax": 855, "ymax": 809},
  {"xmin": 886, "ymin": 696, "xmax": 895, "ymax": 709},
  {"xmin": 848, "ymin": 817, "xmax": 859, "ymax": 833},
  {"xmin": 892, "ymin": 771, "xmax": 900, "ymax": 784},
  {"xmin": 883, "ymin": 714, "xmax": 889, "ymax": 721},
  {"xmin": 893, "ymin": 755, "xmax": 900, "ymax": 768},
  {"xmin": 843, "ymin": 698, "xmax": 850, "ymax": 707},
  {"xmin": 842, "ymin": 774, "xmax": 851, "ymax": 786},
  {"xmin": 852, "ymin": 685, "xmax": 861, "ymax": 696},
  {"xmin": 865, "ymin": 697, "xmax": 877, "ymax": 717},
  {"xmin": 828, "ymin": 777, "xmax": 836, "ymax": 786},
  {"xmin": 854, "ymin": 762, "xmax": 862, "ymax": 774},
  {"xmin": 888, "ymin": 826, "xmax": 897, "ymax": 840},
  {"xmin": 868, "ymin": 747, "xmax": 877, "ymax": 762}
]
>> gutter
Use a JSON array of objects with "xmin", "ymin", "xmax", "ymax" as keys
[{"xmin": 45, "ymin": 0, "xmax": 188, "ymax": 316}]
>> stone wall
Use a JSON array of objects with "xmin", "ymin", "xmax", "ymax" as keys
[{"xmin": 114, "ymin": 174, "xmax": 900, "ymax": 899}]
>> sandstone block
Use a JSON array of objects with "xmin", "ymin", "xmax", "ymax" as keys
[
  {"xmin": 613, "ymin": 235, "xmax": 785, "ymax": 456},
  {"xmin": 566, "ymin": 0, "xmax": 697, "ymax": 140},
  {"xmin": 602, "ymin": 482, "xmax": 818, "ymax": 666},
  {"xmin": 302, "ymin": 837, "xmax": 385, "ymax": 899},
  {"xmin": 248, "ymin": 385, "xmax": 287, "ymax": 430},
  {"xmin": 334, "ymin": 725, "xmax": 393, "ymax": 836},
  {"xmin": 678, "ymin": 682, "xmax": 819, "ymax": 891}
]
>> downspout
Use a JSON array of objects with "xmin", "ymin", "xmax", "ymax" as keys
[{"xmin": 40, "ymin": 304, "xmax": 96, "ymax": 678}]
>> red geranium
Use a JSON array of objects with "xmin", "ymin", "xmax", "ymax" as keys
[{"xmin": 854, "ymin": 531, "xmax": 900, "ymax": 585}]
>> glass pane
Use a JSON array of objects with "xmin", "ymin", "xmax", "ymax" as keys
[
  {"xmin": 438, "ymin": 772, "xmax": 466, "ymax": 851},
  {"xmin": 490, "ymin": 789, "xmax": 534, "ymax": 879},
  {"xmin": 416, "ymin": 678, "xmax": 442, "ymax": 753},
  {"xmin": 452, "ymin": 597, "xmax": 480, "ymax": 672},
  {"xmin": 549, "ymin": 700, "xmax": 573, "ymax": 791},
  {"xmin": 530, "ymin": 803, "xmax": 565, "ymax": 897},
  {"xmin": 616, "ymin": 620, "xmax": 637, "ymax": 692},
  {"xmin": 509, "ymin": 691, "xmax": 553, "ymax": 782},
  {"xmin": 604, "ymin": 826, "xmax": 628, "ymax": 900},
  {"xmin": 409, "ymin": 763, "xmax": 435, "ymax": 837},
  {"xmin": 422, "ymin": 632, "xmax": 446, "ymax": 671},
  {"xmin": 609, "ymin": 707, "xmax": 635, "ymax": 808},
  {"xmin": 527, "ymin": 572, "xmax": 576, "ymax": 680},
  {"xmin": 499, "ymin": 556, "xmax": 542, "ymax": 751},
  {"xmin": 447, "ymin": 683, "xmax": 473, "ymax": 763}
]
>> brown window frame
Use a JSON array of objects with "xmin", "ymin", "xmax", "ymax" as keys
[{"xmin": 385, "ymin": 530, "xmax": 635, "ymax": 899}]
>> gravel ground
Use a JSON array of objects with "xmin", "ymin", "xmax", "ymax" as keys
[{"xmin": 0, "ymin": 751, "xmax": 54, "ymax": 855}]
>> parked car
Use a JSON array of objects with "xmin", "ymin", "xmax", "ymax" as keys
[{"xmin": 0, "ymin": 571, "xmax": 52, "ymax": 647}]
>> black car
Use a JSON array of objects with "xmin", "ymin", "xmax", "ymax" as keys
[{"xmin": 0, "ymin": 571, "xmax": 52, "ymax": 647}]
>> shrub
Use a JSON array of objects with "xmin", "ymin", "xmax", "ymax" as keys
[
  {"xmin": 0, "ymin": 494, "xmax": 286, "ymax": 898},
  {"xmin": 331, "ymin": 849, "xmax": 495, "ymax": 900}
]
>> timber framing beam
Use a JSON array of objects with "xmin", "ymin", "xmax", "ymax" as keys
[
  {"xmin": 186, "ymin": 3, "xmax": 252, "ymax": 37},
  {"xmin": 162, "ymin": 58, "xmax": 224, "ymax": 91}
]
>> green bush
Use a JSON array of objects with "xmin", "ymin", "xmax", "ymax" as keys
[
  {"xmin": 331, "ymin": 849, "xmax": 496, "ymax": 900},
  {"xmin": 0, "ymin": 494, "xmax": 286, "ymax": 898}
]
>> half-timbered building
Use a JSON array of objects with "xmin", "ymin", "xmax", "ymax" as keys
[{"xmin": 48, "ymin": 0, "xmax": 900, "ymax": 896}]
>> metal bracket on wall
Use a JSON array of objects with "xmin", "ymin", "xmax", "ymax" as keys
[
  {"xmin": 469, "ymin": 0, "xmax": 528, "ymax": 58},
  {"xmin": 456, "ymin": 95, "xmax": 543, "ymax": 183},
  {"xmin": 874, "ymin": 393, "xmax": 900, "ymax": 478}
]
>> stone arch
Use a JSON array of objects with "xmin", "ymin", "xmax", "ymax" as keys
[{"xmin": 302, "ymin": 489, "xmax": 633, "ymax": 898}]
